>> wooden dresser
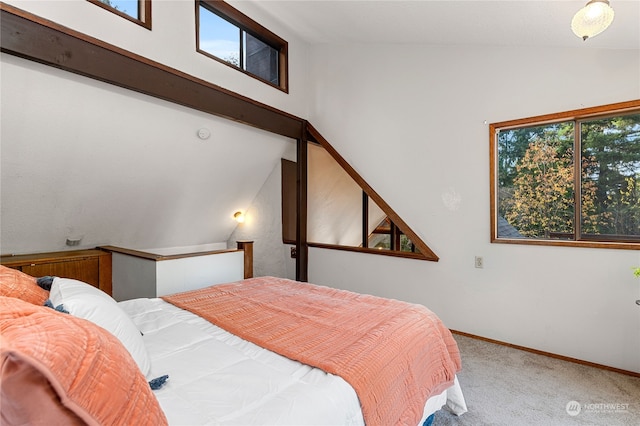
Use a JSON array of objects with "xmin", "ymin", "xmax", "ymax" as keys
[{"xmin": 1, "ymin": 249, "xmax": 112, "ymax": 296}]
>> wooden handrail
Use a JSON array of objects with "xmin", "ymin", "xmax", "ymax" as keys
[
  {"xmin": 98, "ymin": 245, "xmax": 239, "ymax": 261},
  {"xmin": 100, "ymin": 242, "xmax": 254, "ymax": 280}
]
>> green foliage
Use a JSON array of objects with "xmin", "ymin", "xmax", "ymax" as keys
[
  {"xmin": 498, "ymin": 113, "xmax": 640, "ymax": 240},
  {"xmin": 225, "ymin": 54, "xmax": 240, "ymax": 67},
  {"xmin": 400, "ymin": 234, "xmax": 414, "ymax": 252},
  {"xmin": 498, "ymin": 123, "xmax": 572, "ymax": 188},
  {"xmin": 100, "ymin": 0, "xmax": 116, "ymax": 9},
  {"xmin": 581, "ymin": 114, "xmax": 640, "ymax": 236},
  {"xmin": 502, "ymin": 136, "xmax": 574, "ymax": 238}
]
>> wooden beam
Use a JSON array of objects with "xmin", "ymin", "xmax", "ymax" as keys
[
  {"xmin": 0, "ymin": 2, "xmax": 310, "ymax": 278},
  {"xmin": 307, "ymin": 123, "xmax": 439, "ymax": 261},
  {"xmin": 0, "ymin": 3, "xmax": 304, "ymax": 139},
  {"xmin": 236, "ymin": 241, "xmax": 254, "ymax": 279},
  {"xmin": 362, "ymin": 192, "xmax": 369, "ymax": 248},
  {"xmin": 296, "ymin": 125, "xmax": 309, "ymax": 282},
  {"xmin": 0, "ymin": 2, "xmax": 441, "ymax": 278}
]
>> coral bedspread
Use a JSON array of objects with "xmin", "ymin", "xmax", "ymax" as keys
[{"xmin": 162, "ymin": 277, "xmax": 461, "ymax": 426}]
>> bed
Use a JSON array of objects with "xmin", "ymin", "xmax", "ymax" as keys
[{"xmin": 0, "ymin": 264, "xmax": 467, "ymax": 425}]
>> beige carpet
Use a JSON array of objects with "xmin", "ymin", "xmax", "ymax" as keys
[{"xmin": 434, "ymin": 334, "xmax": 640, "ymax": 425}]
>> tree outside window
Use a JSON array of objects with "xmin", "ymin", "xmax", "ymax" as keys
[
  {"xmin": 581, "ymin": 115, "xmax": 640, "ymax": 239},
  {"xmin": 492, "ymin": 102, "xmax": 640, "ymax": 248},
  {"xmin": 99, "ymin": 0, "xmax": 138, "ymax": 19}
]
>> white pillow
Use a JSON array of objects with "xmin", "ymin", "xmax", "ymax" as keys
[{"xmin": 49, "ymin": 277, "xmax": 151, "ymax": 377}]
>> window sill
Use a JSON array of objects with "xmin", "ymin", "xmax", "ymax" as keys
[
  {"xmin": 308, "ymin": 242, "xmax": 437, "ymax": 261},
  {"xmin": 491, "ymin": 238, "xmax": 639, "ymax": 251}
]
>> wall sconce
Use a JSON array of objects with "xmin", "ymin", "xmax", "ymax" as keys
[
  {"xmin": 571, "ymin": 0, "xmax": 615, "ymax": 41},
  {"xmin": 233, "ymin": 211, "xmax": 245, "ymax": 223}
]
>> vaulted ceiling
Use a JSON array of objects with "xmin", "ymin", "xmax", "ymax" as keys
[
  {"xmin": 239, "ymin": 0, "xmax": 639, "ymax": 49},
  {"xmin": 0, "ymin": 53, "xmax": 294, "ymax": 254},
  {"xmin": 1, "ymin": 0, "xmax": 638, "ymax": 257}
]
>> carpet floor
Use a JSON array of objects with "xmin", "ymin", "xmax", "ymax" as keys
[{"xmin": 434, "ymin": 334, "xmax": 640, "ymax": 425}]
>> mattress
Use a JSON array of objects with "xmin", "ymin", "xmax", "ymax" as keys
[{"xmin": 119, "ymin": 298, "xmax": 467, "ymax": 425}]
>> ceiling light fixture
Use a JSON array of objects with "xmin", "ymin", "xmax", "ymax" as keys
[{"xmin": 571, "ymin": 0, "xmax": 615, "ymax": 41}]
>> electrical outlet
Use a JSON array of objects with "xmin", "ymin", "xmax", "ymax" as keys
[
  {"xmin": 290, "ymin": 247, "xmax": 297, "ymax": 258},
  {"xmin": 474, "ymin": 256, "xmax": 484, "ymax": 268}
]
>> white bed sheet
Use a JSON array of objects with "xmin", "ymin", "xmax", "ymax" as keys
[{"xmin": 119, "ymin": 298, "xmax": 467, "ymax": 425}]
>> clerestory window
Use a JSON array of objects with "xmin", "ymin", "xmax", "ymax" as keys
[
  {"xmin": 197, "ymin": 1, "xmax": 288, "ymax": 92},
  {"xmin": 490, "ymin": 100, "xmax": 640, "ymax": 249},
  {"xmin": 88, "ymin": 0, "xmax": 151, "ymax": 29}
]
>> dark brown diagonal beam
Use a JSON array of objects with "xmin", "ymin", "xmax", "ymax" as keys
[
  {"xmin": 296, "ymin": 127, "xmax": 309, "ymax": 282},
  {"xmin": 0, "ymin": 2, "xmax": 309, "ymax": 280},
  {"xmin": 307, "ymin": 123, "xmax": 439, "ymax": 261}
]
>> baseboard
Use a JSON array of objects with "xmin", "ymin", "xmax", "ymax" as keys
[{"xmin": 450, "ymin": 329, "xmax": 640, "ymax": 378}]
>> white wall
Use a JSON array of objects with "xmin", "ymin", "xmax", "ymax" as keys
[
  {"xmin": 2, "ymin": 1, "xmax": 639, "ymax": 373},
  {"xmin": 307, "ymin": 43, "xmax": 640, "ymax": 373},
  {"xmin": 2, "ymin": 0, "xmax": 310, "ymax": 117},
  {"xmin": 1, "ymin": 1, "xmax": 308, "ymax": 254},
  {"xmin": 227, "ymin": 145, "xmax": 297, "ymax": 280},
  {"xmin": 0, "ymin": 54, "xmax": 293, "ymax": 253}
]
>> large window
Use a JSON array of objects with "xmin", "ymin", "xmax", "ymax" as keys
[
  {"xmin": 491, "ymin": 100, "xmax": 640, "ymax": 249},
  {"xmin": 197, "ymin": 1, "xmax": 288, "ymax": 92},
  {"xmin": 88, "ymin": 0, "xmax": 151, "ymax": 29}
]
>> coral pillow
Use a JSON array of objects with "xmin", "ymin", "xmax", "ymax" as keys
[
  {"xmin": 0, "ymin": 265, "xmax": 48, "ymax": 305},
  {"xmin": 0, "ymin": 296, "xmax": 168, "ymax": 426}
]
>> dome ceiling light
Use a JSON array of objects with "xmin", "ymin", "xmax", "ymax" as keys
[{"xmin": 571, "ymin": 0, "xmax": 615, "ymax": 41}]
